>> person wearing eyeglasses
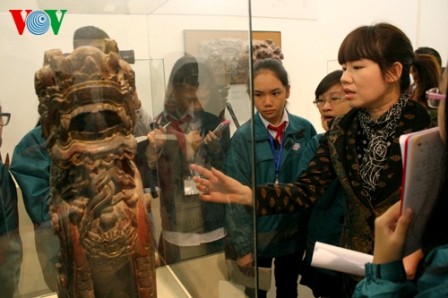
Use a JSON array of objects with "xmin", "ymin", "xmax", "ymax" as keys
[
  {"xmin": 353, "ymin": 61, "xmax": 448, "ymax": 298},
  {"xmin": 0, "ymin": 112, "xmax": 10, "ymax": 124},
  {"xmin": 190, "ymin": 23, "xmax": 433, "ymax": 297},
  {"xmin": 426, "ymin": 87, "xmax": 446, "ymax": 109},
  {"xmin": 312, "ymin": 70, "xmax": 352, "ymax": 131},
  {"xmin": 0, "ymin": 106, "xmax": 23, "ymax": 298},
  {"xmin": 298, "ymin": 70, "xmax": 352, "ymax": 297}
]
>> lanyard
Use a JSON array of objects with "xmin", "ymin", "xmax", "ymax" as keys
[{"xmin": 268, "ymin": 134, "xmax": 284, "ymax": 184}]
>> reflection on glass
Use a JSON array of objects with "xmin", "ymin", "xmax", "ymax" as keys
[
  {"xmin": 0, "ymin": 106, "xmax": 22, "ymax": 298},
  {"xmin": 149, "ymin": 55, "xmax": 230, "ymax": 265}
]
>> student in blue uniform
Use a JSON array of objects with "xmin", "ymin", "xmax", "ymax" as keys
[
  {"xmin": 224, "ymin": 58, "xmax": 316, "ymax": 297},
  {"xmin": 298, "ymin": 70, "xmax": 352, "ymax": 297}
]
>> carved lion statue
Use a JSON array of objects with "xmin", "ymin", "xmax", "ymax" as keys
[{"xmin": 34, "ymin": 46, "xmax": 156, "ymax": 298}]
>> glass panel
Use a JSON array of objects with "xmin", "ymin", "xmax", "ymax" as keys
[
  {"xmin": 2, "ymin": 1, "xmax": 445, "ymax": 297},
  {"xmin": 0, "ymin": 149, "xmax": 22, "ymax": 298},
  {"xmin": 146, "ymin": 3, "xmax": 255, "ymax": 296},
  {"xmin": 0, "ymin": 0, "xmax": 254, "ymax": 297}
]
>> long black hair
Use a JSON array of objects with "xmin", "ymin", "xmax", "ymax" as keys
[{"xmin": 421, "ymin": 65, "xmax": 448, "ymax": 256}]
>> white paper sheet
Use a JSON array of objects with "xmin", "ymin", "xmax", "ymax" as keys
[{"xmin": 311, "ymin": 242, "xmax": 373, "ymax": 276}]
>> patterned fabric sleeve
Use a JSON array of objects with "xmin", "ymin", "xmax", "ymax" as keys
[{"xmin": 256, "ymin": 132, "xmax": 335, "ymax": 216}]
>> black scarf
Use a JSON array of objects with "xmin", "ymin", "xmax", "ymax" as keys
[{"xmin": 358, "ymin": 94, "xmax": 408, "ymax": 200}]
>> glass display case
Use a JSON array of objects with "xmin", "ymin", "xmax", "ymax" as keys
[
  {"xmin": 0, "ymin": 1, "xmax": 257, "ymax": 297},
  {"xmin": 1, "ymin": 0, "xmax": 447, "ymax": 297}
]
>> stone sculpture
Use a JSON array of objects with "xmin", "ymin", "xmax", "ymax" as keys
[{"xmin": 34, "ymin": 46, "xmax": 157, "ymax": 297}]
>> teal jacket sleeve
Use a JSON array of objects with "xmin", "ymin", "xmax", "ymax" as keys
[
  {"xmin": 297, "ymin": 133, "xmax": 322, "ymax": 177},
  {"xmin": 354, "ymin": 261, "xmax": 417, "ymax": 297},
  {"xmin": 0, "ymin": 162, "xmax": 23, "ymax": 297},
  {"xmin": 354, "ymin": 245, "xmax": 448, "ymax": 298},
  {"xmin": 224, "ymin": 129, "xmax": 254, "ymax": 258},
  {"xmin": 10, "ymin": 126, "xmax": 51, "ymax": 225},
  {"xmin": 0, "ymin": 162, "xmax": 20, "ymax": 234}
]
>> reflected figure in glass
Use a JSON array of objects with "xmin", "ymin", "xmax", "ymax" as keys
[
  {"xmin": 147, "ymin": 55, "xmax": 230, "ymax": 265},
  {"xmin": 0, "ymin": 106, "xmax": 23, "ymax": 298}
]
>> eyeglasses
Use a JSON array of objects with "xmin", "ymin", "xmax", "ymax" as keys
[
  {"xmin": 426, "ymin": 88, "xmax": 446, "ymax": 109},
  {"xmin": 313, "ymin": 95, "xmax": 346, "ymax": 107},
  {"xmin": 0, "ymin": 112, "xmax": 10, "ymax": 126}
]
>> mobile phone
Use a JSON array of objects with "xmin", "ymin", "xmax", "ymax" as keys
[
  {"xmin": 149, "ymin": 121, "xmax": 171, "ymax": 130},
  {"xmin": 212, "ymin": 120, "xmax": 231, "ymax": 137},
  {"xmin": 162, "ymin": 121, "xmax": 172, "ymax": 129}
]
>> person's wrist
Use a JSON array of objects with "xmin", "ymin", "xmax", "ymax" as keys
[
  {"xmin": 373, "ymin": 250, "xmax": 402, "ymax": 264},
  {"xmin": 238, "ymin": 186, "xmax": 252, "ymax": 205},
  {"xmin": 146, "ymin": 145, "xmax": 163, "ymax": 166}
]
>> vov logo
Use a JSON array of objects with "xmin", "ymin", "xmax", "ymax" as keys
[{"xmin": 9, "ymin": 9, "xmax": 67, "ymax": 35}]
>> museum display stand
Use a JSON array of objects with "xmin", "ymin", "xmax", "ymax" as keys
[{"xmin": 0, "ymin": 1, "xmax": 257, "ymax": 297}]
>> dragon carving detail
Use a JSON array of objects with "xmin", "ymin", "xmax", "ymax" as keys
[{"xmin": 34, "ymin": 46, "xmax": 157, "ymax": 297}]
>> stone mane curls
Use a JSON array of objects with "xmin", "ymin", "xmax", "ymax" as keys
[{"xmin": 35, "ymin": 46, "xmax": 157, "ymax": 298}]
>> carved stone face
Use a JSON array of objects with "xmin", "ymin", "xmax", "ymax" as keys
[{"xmin": 35, "ymin": 46, "xmax": 137, "ymax": 163}]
